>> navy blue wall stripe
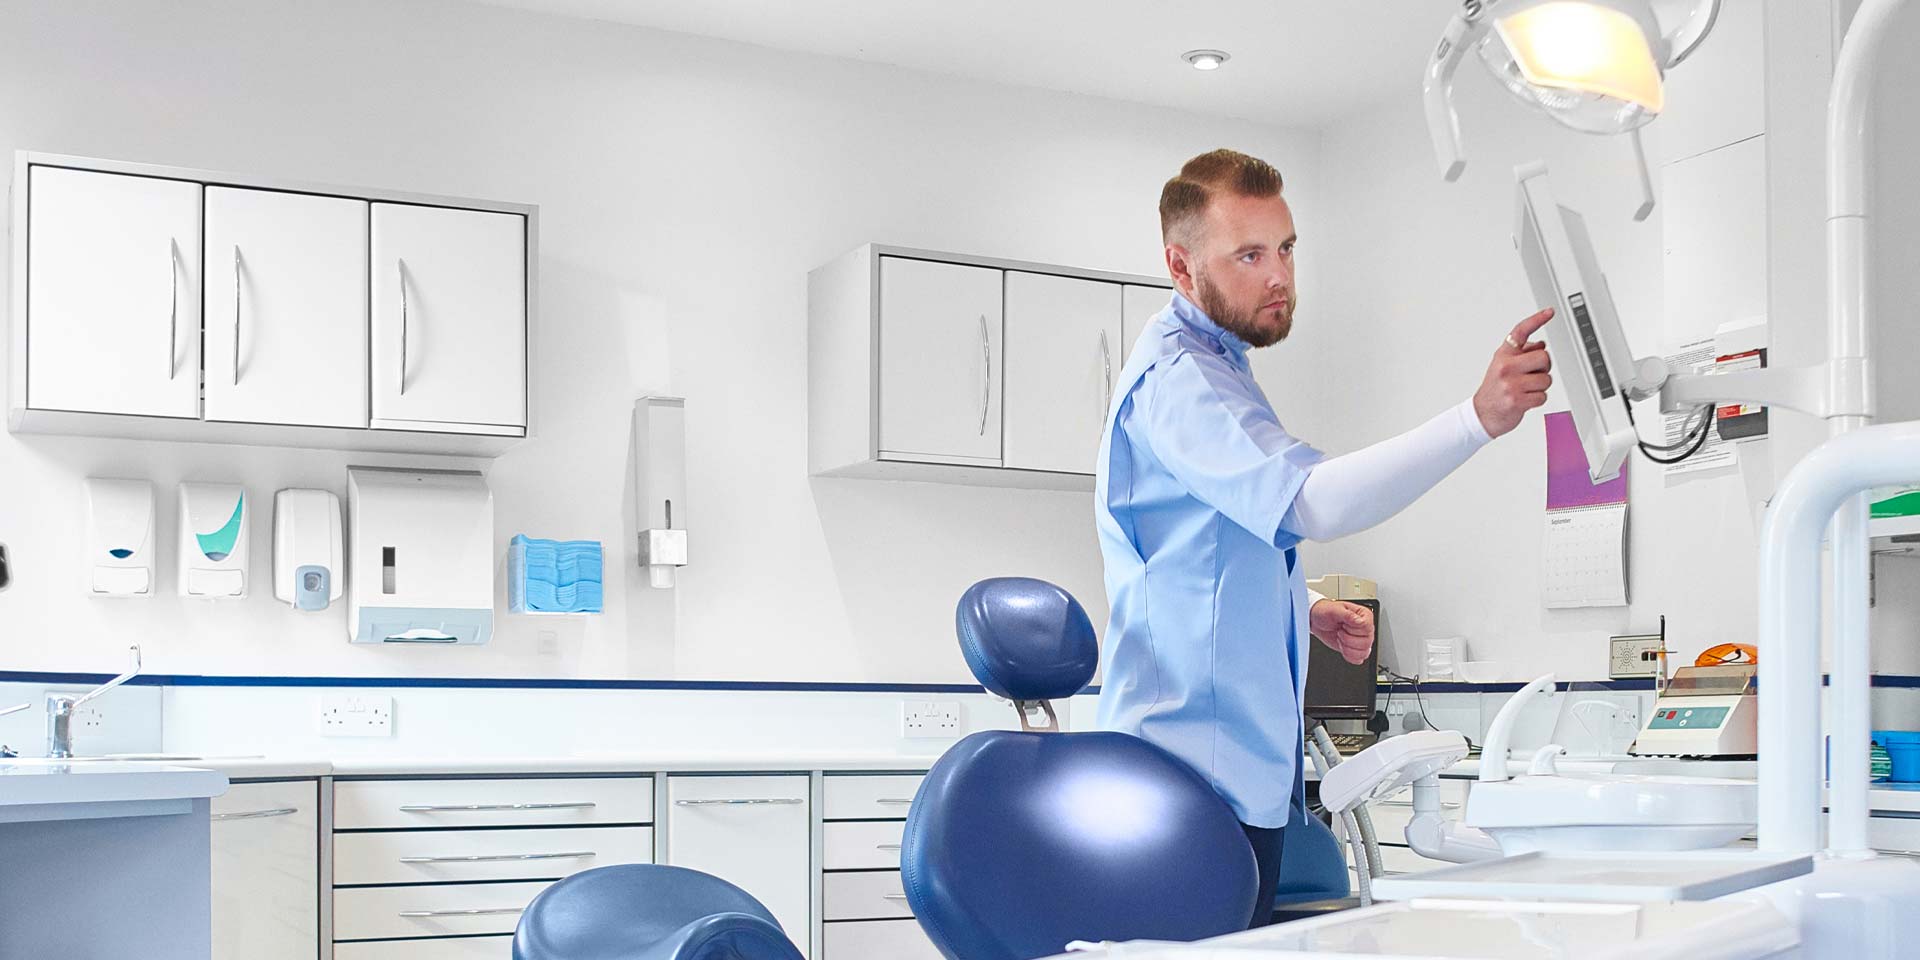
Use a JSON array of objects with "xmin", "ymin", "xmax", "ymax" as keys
[{"xmin": 4, "ymin": 670, "xmax": 1919, "ymax": 694}]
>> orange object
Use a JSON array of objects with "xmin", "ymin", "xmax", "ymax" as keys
[{"xmin": 1697, "ymin": 643, "xmax": 1758, "ymax": 666}]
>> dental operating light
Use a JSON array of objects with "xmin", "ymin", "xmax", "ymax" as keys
[{"xmin": 1426, "ymin": 0, "xmax": 1721, "ymax": 219}]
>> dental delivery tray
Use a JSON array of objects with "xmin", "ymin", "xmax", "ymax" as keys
[{"xmin": 1369, "ymin": 849, "xmax": 1812, "ymax": 903}]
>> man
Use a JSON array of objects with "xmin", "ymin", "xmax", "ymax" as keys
[{"xmin": 1093, "ymin": 149, "xmax": 1553, "ymax": 927}]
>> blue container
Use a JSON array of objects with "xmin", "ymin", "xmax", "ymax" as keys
[{"xmin": 1873, "ymin": 730, "xmax": 1920, "ymax": 783}]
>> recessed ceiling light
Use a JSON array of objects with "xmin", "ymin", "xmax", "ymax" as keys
[{"xmin": 1182, "ymin": 49, "xmax": 1230, "ymax": 71}]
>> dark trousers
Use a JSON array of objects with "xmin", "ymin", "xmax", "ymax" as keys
[{"xmin": 1241, "ymin": 822, "xmax": 1285, "ymax": 929}]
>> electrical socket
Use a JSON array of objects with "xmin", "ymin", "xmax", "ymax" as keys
[
  {"xmin": 318, "ymin": 694, "xmax": 393, "ymax": 737},
  {"xmin": 1609, "ymin": 635, "xmax": 1665, "ymax": 679},
  {"xmin": 901, "ymin": 700, "xmax": 963, "ymax": 739}
]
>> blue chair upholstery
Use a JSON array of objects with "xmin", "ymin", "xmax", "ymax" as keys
[
  {"xmin": 902, "ymin": 578, "xmax": 1258, "ymax": 960},
  {"xmin": 514, "ymin": 864, "xmax": 804, "ymax": 960},
  {"xmin": 1271, "ymin": 802, "xmax": 1351, "ymax": 905}
]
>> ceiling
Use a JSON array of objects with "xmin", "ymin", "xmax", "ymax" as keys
[{"xmin": 472, "ymin": 0, "xmax": 1453, "ymax": 128}]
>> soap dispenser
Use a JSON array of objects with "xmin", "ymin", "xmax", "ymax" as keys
[
  {"xmin": 274, "ymin": 488, "xmax": 342, "ymax": 611},
  {"xmin": 178, "ymin": 482, "xmax": 250, "ymax": 599},
  {"xmin": 83, "ymin": 478, "xmax": 156, "ymax": 597}
]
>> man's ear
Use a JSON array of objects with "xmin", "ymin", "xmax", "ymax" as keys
[{"xmin": 1165, "ymin": 244, "xmax": 1195, "ymax": 295}]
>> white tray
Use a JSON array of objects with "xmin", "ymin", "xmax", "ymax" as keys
[{"xmin": 1369, "ymin": 849, "xmax": 1812, "ymax": 903}]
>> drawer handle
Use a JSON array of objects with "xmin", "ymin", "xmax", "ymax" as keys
[
  {"xmin": 875, "ymin": 843, "xmax": 902, "ymax": 851},
  {"xmin": 875, "ymin": 798, "xmax": 914, "ymax": 805},
  {"xmin": 399, "ymin": 851, "xmax": 594, "ymax": 864},
  {"xmin": 398, "ymin": 907, "xmax": 527, "ymax": 918},
  {"xmin": 167, "ymin": 240, "xmax": 179, "ymax": 381},
  {"xmin": 674, "ymin": 798, "xmax": 804, "ymax": 806},
  {"xmin": 398, "ymin": 802, "xmax": 598, "ymax": 813},
  {"xmin": 212, "ymin": 807, "xmax": 298, "ymax": 822},
  {"xmin": 882, "ymin": 894, "xmax": 910, "ymax": 901}
]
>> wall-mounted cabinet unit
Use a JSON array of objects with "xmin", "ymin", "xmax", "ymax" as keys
[
  {"xmin": 8, "ymin": 152, "xmax": 535, "ymax": 457},
  {"xmin": 808, "ymin": 244, "xmax": 1170, "ymax": 490}
]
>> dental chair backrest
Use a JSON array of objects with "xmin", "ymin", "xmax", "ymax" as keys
[{"xmin": 901, "ymin": 577, "xmax": 1259, "ymax": 960}]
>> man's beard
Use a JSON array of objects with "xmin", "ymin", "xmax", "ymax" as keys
[{"xmin": 1195, "ymin": 271, "xmax": 1294, "ymax": 349}]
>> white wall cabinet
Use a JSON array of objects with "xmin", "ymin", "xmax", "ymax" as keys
[
  {"xmin": 369, "ymin": 203, "xmax": 528, "ymax": 434},
  {"xmin": 808, "ymin": 244, "xmax": 1169, "ymax": 490},
  {"xmin": 203, "ymin": 187, "xmax": 369, "ymax": 428},
  {"xmin": 9, "ymin": 152, "xmax": 535, "ymax": 457},
  {"xmin": 666, "ymin": 775, "xmax": 812, "ymax": 958},
  {"xmin": 1122, "ymin": 284, "xmax": 1169, "ymax": 361},
  {"xmin": 23, "ymin": 165, "xmax": 202, "ymax": 419},
  {"xmin": 1003, "ymin": 271, "xmax": 1120, "ymax": 475},
  {"xmin": 211, "ymin": 779, "xmax": 319, "ymax": 960}
]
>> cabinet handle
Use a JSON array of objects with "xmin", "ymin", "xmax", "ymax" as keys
[
  {"xmin": 211, "ymin": 807, "xmax": 298, "ymax": 821},
  {"xmin": 1099, "ymin": 328, "xmax": 1112, "ymax": 402},
  {"xmin": 398, "ymin": 907, "xmax": 526, "ymax": 918},
  {"xmin": 875, "ymin": 843, "xmax": 902, "ymax": 851},
  {"xmin": 674, "ymin": 798, "xmax": 804, "ymax": 806},
  {"xmin": 398, "ymin": 258, "xmax": 410, "ymax": 396},
  {"xmin": 167, "ymin": 241, "xmax": 179, "ymax": 381},
  {"xmin": 882, "ymin": 894, "xmax": 910, "ymax": 901},
  {"xmin": 398, "ymin": 851, "xmax": 594, "ymax": 863},
  {"xmin": 398, "ymin": 802, "xmax": 597, "ymax": 812},
  {"xmin": 978, "ymin": 313, "xmax": 991, "ymax": 437},
  {"xmin": 875, "ymin": 798, "xmax": 914, "ymax": 806},
  {"xmin": 231, "ymin": 246, "xmax": 243, "ymax": 386}
]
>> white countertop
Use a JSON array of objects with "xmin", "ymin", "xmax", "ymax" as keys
[
  {"xmin": 0, "ymin": 759, "xmax": 229, "ymax": 824},
  {"xmin": 44, "ymin": 751, "xmax": 944, "ymax": 781}
]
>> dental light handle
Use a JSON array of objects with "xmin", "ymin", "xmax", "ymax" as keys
[
  {"xmin": 1424, "ymin": 10, "xmax": 1475, "ymax": 182},
  {"xmin": 1631, "ymin": 128, "xmax": 1656, "ymax": 222},
  {"xmin": 1479, "ymin": 672, "xmax": 1557, "ymax": 782}
]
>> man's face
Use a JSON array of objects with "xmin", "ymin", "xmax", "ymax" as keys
[{"xmin": 1170, "ymin": 192, "xmax": 1298, "ymax": 348}]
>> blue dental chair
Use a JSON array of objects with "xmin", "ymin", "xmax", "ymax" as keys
[
  {"xmin": 901, "ymin": 577, "xmax": 1260, "ymax": 960},
  {"xmin": 513, "ymin": 864, "xmax": 804, "ymax": 960}
]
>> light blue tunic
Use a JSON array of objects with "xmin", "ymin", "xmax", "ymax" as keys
[{"xmin": 1094, "ymin": 291, "xmax": 1324, "ymax": 829}]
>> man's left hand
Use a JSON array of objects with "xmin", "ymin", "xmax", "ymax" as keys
[{"xmin": 1310, "ymin": 599, "xmax": 1374, "ymax": 665}]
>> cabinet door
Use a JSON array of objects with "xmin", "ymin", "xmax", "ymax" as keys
[
  {"xmin": 26, "ymin": 165, "xmax": 201, "ymax": 418},
  {"xmin": 1122, "ymin": 284, "xmax": 1169, "ymax": 358},
  {"xmin": 203, "ymin": 187, "xmax": 368, "ymax": 428},
  {"xmin": 666, "ymin": 776, "xmax": 811, "ymax": 958},
  {"xmin": 211, "ymin": 780, "xmax": 318, "ymax": 960},
  {"xmin": 1003, "ymin": 272, "xmax": 1121, "ymax": 475},
  {"xmin": 369, "ymin": 203, "xmax": 527, "ymax": 432},
  {"xmin": 878, "ymin": 257, "xmax": 1002, "ymax": 465}
]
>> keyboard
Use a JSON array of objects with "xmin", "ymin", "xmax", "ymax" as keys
[{"xmin": 1329, "ymin": 732, "xmax": 1378, "ymax": 756}]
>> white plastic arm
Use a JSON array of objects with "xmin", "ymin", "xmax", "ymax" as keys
[
  {"xmin": 1630, "ymin": 128, "xmax": 1656, "ymax": 222},
  {"xmin": 1423, "ymin": 11, "xmax": 1477, "ymax": 182},
  {"xmin": 1404, "ymin": 774, "xmax": 1504, "ymax": 863},
  {"xmin": 1479, "ymin": 673, "xmax": 1557, "ymax": 782}
]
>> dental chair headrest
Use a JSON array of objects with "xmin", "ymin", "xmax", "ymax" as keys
[{"xmin": 955, "ymin": 577, "xmax": 1098, "ymax": 702}]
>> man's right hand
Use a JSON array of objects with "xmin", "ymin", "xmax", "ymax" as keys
[{"xmin": 1473, "ymin": 308, "xmax": 1555, "ymax": 439}]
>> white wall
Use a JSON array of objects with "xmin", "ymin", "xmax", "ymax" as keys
[{"xmin": 0, "ymin": 0, "xmax": 1318, "ymax": 683}]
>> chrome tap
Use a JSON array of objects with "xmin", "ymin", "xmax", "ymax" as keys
[{"xmin": 46, "ymin": 645, "xmax": 141, "ymax": 759}]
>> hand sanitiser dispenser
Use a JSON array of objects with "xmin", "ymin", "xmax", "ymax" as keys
[
  {"xmin": 83, "ymin": 478, "xmax": 156, "ymax": 597},
  {"xmin": 274, "ymin": 489, "xmax": 343, "ymax": 611},
  {"xmin": 347, "ymin": 466, "xmax": 494, "ymax": 645},
  {"xmin": 178, "ymin": 482, "xmax": 249, "ymax": 599}
]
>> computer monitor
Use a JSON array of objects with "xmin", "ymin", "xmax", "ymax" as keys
[
  {"xmin": 1513, "ymin": 162, "xmax": 1646, "ymax": 484},
  {"xmin": 1303, "ymin": 597, "xmax": 1381, "ymax": 721}
]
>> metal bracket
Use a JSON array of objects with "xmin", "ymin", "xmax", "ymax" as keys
[
  {"xmin": 1658, "ymin": 362, "xmax": 1872, "ymax": 421},
  {"xmin": 1014, "ymin": 699, "xmax": 1059, "ymax": 733}
]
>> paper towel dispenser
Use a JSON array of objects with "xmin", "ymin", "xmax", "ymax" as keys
[{"xmin": 347, "ymin": 466, "xmax": 494, "ymax": 645}]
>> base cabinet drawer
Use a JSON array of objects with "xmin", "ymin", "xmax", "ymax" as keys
[
  {"xmin": 822, "ymin": 774, "xmax": 925, "ymax": 820},
  {"xmin": 823, "ymin": 821, "xmax": 907, "ymax": 870},
  {"xmin": 824, "ymin": 919, "xmax": 943, "ymax": 960},
  {"xmin": 334, "ymin": 826, "xmax": 653, "ymax": 885},
  {"xmin": 334, "ymin": 777, "xmax": 653, "ymax": 829},
  {"xmin": 335, "ymin": 881, "xmax": 549, "ymax": 941},
  {"xmin": 334, "ymin": 935, "xmax": 512, "ymax": 959},
  {"xmin": 1869, "ymin": 814, "xmax": 1920, "ymax": 855},
  {"xmin": 824, "ymin": 870, "xmax": 912, "ymax": 921}
]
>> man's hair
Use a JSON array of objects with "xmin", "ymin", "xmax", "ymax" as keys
[{"xmin": 1159, "ymin": 148, "xmax": 1284, "ymax": 245}]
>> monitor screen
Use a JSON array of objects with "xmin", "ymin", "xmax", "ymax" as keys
[{"xmin": 1303, "ymin": 598, "xmax": 1381, "ymax": 721}]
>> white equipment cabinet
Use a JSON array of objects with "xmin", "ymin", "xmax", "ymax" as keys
[
  {"xmin": 666, "ymin": 775, "xmax": 813, "ymax": 958},
  {"xmin": 8, "ymin": 151, "xmax": 535, "ymax": 457},
  {"xmin": 210, "ymin": 779, "xmax": 321, "ymax": 960},
  {"xmin": 22, "ymin": 164, "xmax": 203, "ymax": 419},
  {"xmin": 1003, "ymin": 271, "xmax": 1122, "ymax": 475},
  {"xmin": 203, "ymin": 186, "xmax": 369, "ymax": 429},
  {"xmin": 808, "ymin": 243, "xmax": 1171, "ymax": 490}
]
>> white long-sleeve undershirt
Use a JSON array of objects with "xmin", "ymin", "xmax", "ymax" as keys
[{"xmin": 1288, "ymin": 398, "xmax": 1493, "ymax": 544}]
